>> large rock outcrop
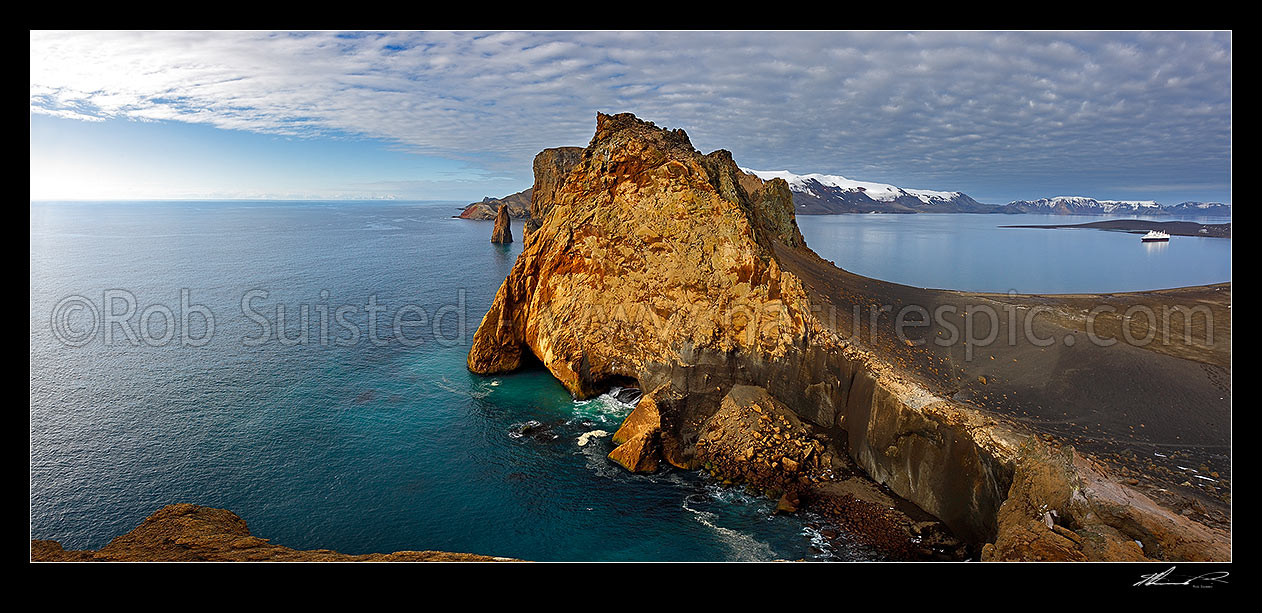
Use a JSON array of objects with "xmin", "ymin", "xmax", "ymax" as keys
[
  {"xmin": 468, "ymin": 112, "xmax": 809, "ymax": 398},
  {"xmin": 32, "ymin": 504, "xmax": 513, "ymax": 562},
  {"xmin": 466, "ymin": 112, "xmax": 1230, "ymax": 561}
]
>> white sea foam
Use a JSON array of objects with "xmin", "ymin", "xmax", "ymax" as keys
[
  {"xmin": 571, "ymin": 388, "xmax": 635, "ymax": 425},
  {"xmin": 682, "ymin": 501, "xmax": 778, "ymax": 562},
  {"xmin": 577, "ymin": 429, "xmax": 609, "ymax": 447}
]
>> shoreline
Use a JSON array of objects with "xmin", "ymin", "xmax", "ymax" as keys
[{"xmin": 1000, "ymin": 219, "xmax": 1231, "ymax": 238}]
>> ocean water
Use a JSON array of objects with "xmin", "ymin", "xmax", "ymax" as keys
[
  {"xmin": 798, "ymin": 213, "xmax": 1231, "ymax": 294},
  {"xmin": 29, "ymin": 200, "xmax": 876, "ymax": 562},
  {"xmin": 28, "ymin": 202, "xmax": 1232, "ymax": 561}
]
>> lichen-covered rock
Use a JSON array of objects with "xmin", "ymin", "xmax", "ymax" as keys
[
  {"xmin": 32, "ymin": 504, "xmax": 513, "ymax": 562},
  {"xmin": 490, "ymin": 203, "xmax": 513, "ymax": 243}
]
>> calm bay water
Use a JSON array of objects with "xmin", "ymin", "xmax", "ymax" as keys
[
  {"xmin": 798, "ymin": 213, "xmax": 1231, "ymax": 294},
  {"xmin": 29, "ymin": 202, "xmax": 1230, "ymax": 561}
]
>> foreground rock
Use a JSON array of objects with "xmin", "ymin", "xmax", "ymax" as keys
[
  {"xmin": 32, "ymin": 504, "xmax": 515, "ymax": 562},
  {"xmin": 490, "ymin": 203, "xmax": 512, "ymax": 243},
  {"xmin": 467, "ymin": 112, "xmax": 1230, "ymax": 561}
]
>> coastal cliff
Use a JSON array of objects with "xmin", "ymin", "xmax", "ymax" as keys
[
  {"xmin": 32, "ymin": 504, "xmax": 513, "ymax": 562},
  {"xmin": 467, "ymin": 112, "xmax": 1230, "ymax": 561},
  {"xmin": 526, "ymin": 147, "xmax": 584, "ymax": 236}
]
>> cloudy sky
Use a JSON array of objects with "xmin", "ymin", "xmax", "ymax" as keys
[{"xmin": 29, "ymin": 30, "xmax": 1231, "ymax": 204}]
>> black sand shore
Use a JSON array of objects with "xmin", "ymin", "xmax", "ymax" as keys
[{"xmin": 776, "ymin": 244, "xmax": 1231, "ymax": 531}]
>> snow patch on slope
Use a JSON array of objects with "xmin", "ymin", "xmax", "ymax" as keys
[{"xmin": 742, "ymin": 168, "xmax": 962, "ymax": 205}]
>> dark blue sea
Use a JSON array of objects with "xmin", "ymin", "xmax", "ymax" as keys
[
  {"xmin": 29, "ymin": 201, "xmax": 1230, "ymax": 561},
  {"xmin": 29, "ymin": 200, "xmax": 874, "ymax": 562}
]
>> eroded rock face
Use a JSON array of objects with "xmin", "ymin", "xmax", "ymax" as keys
[
  {"xmin": 527, "ymin": 146, "xmax": 584, "ymax": 235},
  {"xmin": 468, "ymin": 112, "xmax": 811, "ymax": 399},
  {"xmin": 31, "ymin": 504, "xmax": 513, "ymax": 562},
  {"xmin": 490, "ymin": 203, "xmax": 513, "ymax": 244}
]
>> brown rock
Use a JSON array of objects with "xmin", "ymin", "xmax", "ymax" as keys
[
  {"xmin": 529, "ymin": 146, "xmax": 583, "ymax": 229},
  {"xmin": 695, "ymin": 385, "xmax": 815, "ymax": 491},
  {"xmin": 608, "ymin": 385, "xmax": 666, "ymax": 473},
  {"xmin": 775, "ymin": 492, "xmax": 799, "ymax": 514},
  {"xmin": 607, "ymin": 429, "xmax": 660, "ymax": 473},
  {"xmin": 490, "ymin": 203, "xmax": 513, "ymax": 243},
  {"xmin": 32, "ymin": 504, "xmax": 514, "ymax": 562}
]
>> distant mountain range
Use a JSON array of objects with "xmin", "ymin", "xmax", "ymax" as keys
[
  {"xmin": 998, "ymin": 196, "xmax": 1231, "ymax": 216},
  {"xmin": 742, "ymin": 168, "xmax": 992, "ymax": 213},
  {"xmin": 740, "ymin": 169, "xmax": 1230, "ymax": 216}
]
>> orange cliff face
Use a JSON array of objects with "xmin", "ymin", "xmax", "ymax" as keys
[{"xmin": 467, "ymin": 112, "xmax": 812, "ymax": 400}]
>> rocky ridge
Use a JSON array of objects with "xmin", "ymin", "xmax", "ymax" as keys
[{"xmin": 467, "ymin": 112, "xmax": 1230, "ymax": 562}]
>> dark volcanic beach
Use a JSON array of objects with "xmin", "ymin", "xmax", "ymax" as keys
[{"xmin": 778, "ymin": 243, "xmax": 1231, "ymax": 526}]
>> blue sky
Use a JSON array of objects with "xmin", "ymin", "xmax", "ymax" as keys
[{"xmin": 29, "ymin": 31, "xmax": 1232, "ymax": 204}]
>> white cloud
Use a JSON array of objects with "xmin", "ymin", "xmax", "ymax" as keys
[{"xmin": 29, "ymin": 30, "xmax": 1231, "ymax": 199}]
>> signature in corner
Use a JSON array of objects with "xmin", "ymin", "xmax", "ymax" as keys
[{"xmin": 1135, "ymin": 566, "xmax": 1229, "ymax": 587}]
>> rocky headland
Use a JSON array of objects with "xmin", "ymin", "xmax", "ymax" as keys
[
  {"xmin": 32, "ymin": 504, "xmax": 514, "ymax": 562},
  {"xmin": 467, "ymin": 112, "xmax": 1231, "ymax": 561},
  {"xmin": 457, "ymin": 189, "xmax": 532, "ymax": 220}
]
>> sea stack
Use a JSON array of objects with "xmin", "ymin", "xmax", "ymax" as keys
[{"xmin": 490, "ymin": 203, "xmax": 512, "ymax": 243}]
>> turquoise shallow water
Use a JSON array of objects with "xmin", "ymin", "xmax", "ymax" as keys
[{"xmin": 29, "ymin": 201, "xmax": 876, "ymax": 561}]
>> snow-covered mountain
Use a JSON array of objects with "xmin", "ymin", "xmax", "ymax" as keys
[
  {"xmin": 741, "ymin": 168, "xmax": 994, "ymax": 214},
  {"xmin": 999, "ymin": 196, "xmax": 1160, "ymax": 215},
  {"xmin": 1162, "ymin": 201, "xmax": 1233, "ymax": 215},
  {"xmin": 741, "ymin": 168, "xmax": 1230, "ymax": 216},
  {"xmin": 1000, "ymin": 197, "xmax": 1230, "ymax": 216}
]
